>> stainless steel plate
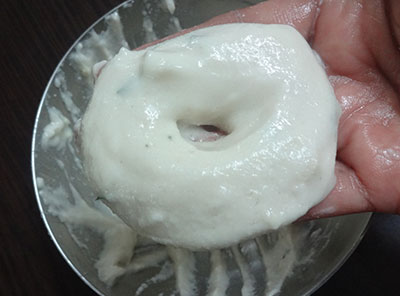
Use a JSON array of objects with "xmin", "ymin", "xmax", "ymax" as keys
[{"xmin": 32, "ymin": 1, "xmax": 371, "ymax": 295}]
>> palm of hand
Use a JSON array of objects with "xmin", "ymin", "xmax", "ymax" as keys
[{"xmin": 199, "ymin": 0, "xmax": 400, "ymax": 217}]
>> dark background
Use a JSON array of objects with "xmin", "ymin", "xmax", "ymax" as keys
[{"xmin": 1, "ymin": 0, "xmax": 399, "ymax": 295}]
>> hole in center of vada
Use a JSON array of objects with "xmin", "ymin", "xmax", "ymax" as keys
[{"xmin": 177, "ymin": 121, "xmax": 229, "ymax": 143}]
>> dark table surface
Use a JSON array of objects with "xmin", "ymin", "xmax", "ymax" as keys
[{"xmin": 2, "ymin": 0, "xmax": 400, "ymax": 295}]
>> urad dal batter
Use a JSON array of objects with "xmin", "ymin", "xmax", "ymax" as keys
[{"xmin": 81, "ymin": 23, "xmax": 340, "ymax": 250}]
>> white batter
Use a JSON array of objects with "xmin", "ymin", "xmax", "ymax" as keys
[{"xmin": 81, "ymin": 23, "xmax": 340, "ymax": 250}]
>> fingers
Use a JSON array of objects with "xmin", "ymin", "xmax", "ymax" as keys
[
  {"xmin": 305, "ymin": 124, "xmax": 400, "ymax": 220},
  {"xmin": 315, "ymin": 1, "xmax": 400, "ymax": 218},
  {"xmin": 328, "ymin": 75, "xmax": 377, "ymax": 152},
  {"xmin": 330, "ymin": 68, "xmax": 400, "ymax": 215},
  {"xmin": 337, "ymin": 99, "xmax": 400, "ymax": 214},
  {"xmin": 325, "ymin": 71, "xmax": 400, "ymax": 218},
  {"xmin": 202, "ymin": 0, "xmax": 320, "ymax": 40},
  {"xmin": 303, "ymin": 161, "xmax": 373, "ymax": 220},
  {"xmin": 137, "ymin": 0, "xmax": 320, "ymax": 50},
  {"xmin": 314, "ymin": 0, "xmax": 400, "ymax": 89},
  {"xmin": 312, "ymin": 0, "xmax": 372, "ymax": 79},
  {"xmin": 369, "ymin": 0, "xmax": 400, "ymax": 92}
]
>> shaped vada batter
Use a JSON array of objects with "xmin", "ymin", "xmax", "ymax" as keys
[{"xmin": 81, "ymin": 24, "xmax": 341, "ymax": 250}]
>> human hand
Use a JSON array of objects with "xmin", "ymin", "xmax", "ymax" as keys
[
  {"xmin": 167, "ymin": 0, "xmax": 400, "ymax": 219},
  {"xmin": 140, "ymin": 0, "xmax": 400, "ymax": 219},
  {"xmin": 204, "ymin": 0, "xmax": 400, "ymax": 219},
  {"xmin": 297, "ymin": 0, "xmax": 400, "ymax": 219}
]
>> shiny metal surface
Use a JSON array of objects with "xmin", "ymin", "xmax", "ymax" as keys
[{"xmin": 32, "ymin": 1, "xmax": 371, "ymax": 295}]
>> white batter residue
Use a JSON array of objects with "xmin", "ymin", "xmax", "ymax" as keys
[
  {"xmin": 37, "ymin": 176, "xmax": 136, "ymax": 285},
  {"xmin": 142, "ymin": 0, "xmax": 182, "ymax": 43},
  {"xmin": 37, "ymin": 170, "xmax": 322, "ymax": 294},
  {"xmin": 54, "ymin": 72, "xmax": 81, "ymax": 123},
  {"xmin": 70, "ymin": 12, "xmax": 129, "ymax": 84},
  {"xmin": 161, "ymin": 0, "xmax": 176, "ymax": 14},
  {"xmin": 41, "ymin": 107, "xmax": 73, "ymax": 151}
]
